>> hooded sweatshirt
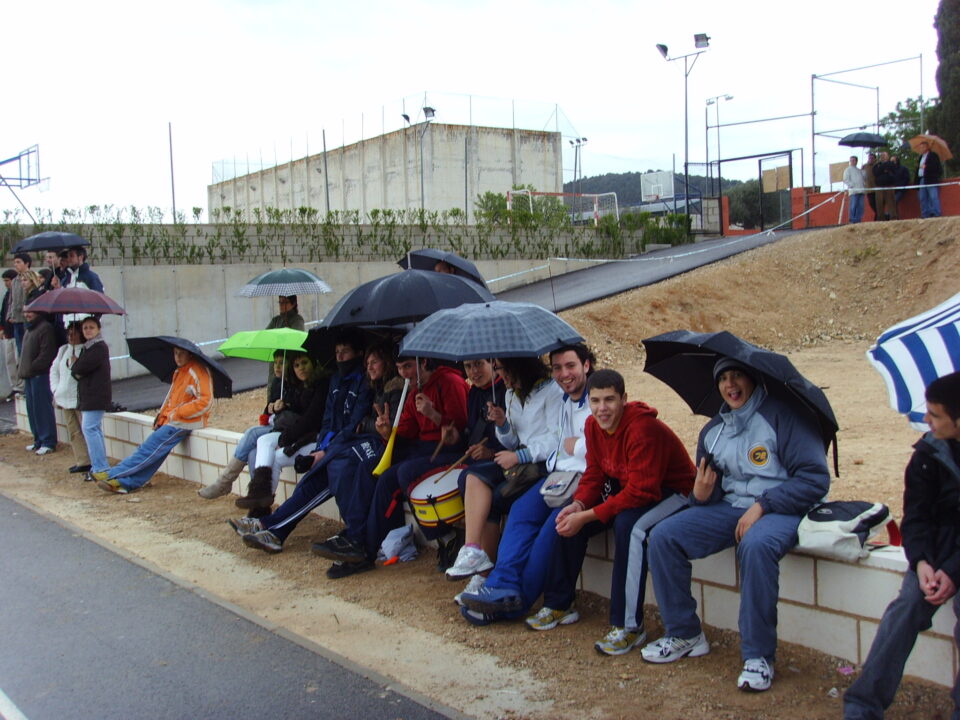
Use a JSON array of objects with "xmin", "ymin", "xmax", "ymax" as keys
[
  {"xmin": 397, "ymin": 365, "xmax": 468, "ymax": 443},
  {"xmin": 156, "ymin": 357, "xmax": 214, "ymax": 429},
  {"xmin": 574, "ymin": 401, "xmax": 696, "ymax": 524}
]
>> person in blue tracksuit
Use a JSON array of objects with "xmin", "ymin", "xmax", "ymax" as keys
[
  {"xmin": 641, "ymin": 357, "xmax": 830, "ymax": 693},
  {"xmin": 844, "ymin": 371, "xmax": 960, "ymax": 720}
]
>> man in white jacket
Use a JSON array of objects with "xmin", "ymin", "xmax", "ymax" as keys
[{"xmin": 843, "ymin": 156, "xmax": 866, "ymax": 224}]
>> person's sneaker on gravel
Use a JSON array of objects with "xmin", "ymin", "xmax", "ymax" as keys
[
  {"xmin": 68, "ymin": 464, "xmax": 91, "ymax": 474},
  {"xmin": 326, "ymin": 559, "xmax": 374, "ymax": 579},
  {"xmin": 459, "ymin": 604, "xmax": 500, "ymax": 626},
  {"xmin": 35, "ymin": 446, "xmax": 55, "ymax": 456},
  {"xmin": 594, "ymin": 627, "xmax": 647, "ymax": 656},
  {"xmin": 25, "ymin": 443, "xmax": 38, "ymax": 451},
  {"xmin": 227, "ymin": 517, "xmax": 264, "ymax": 536},
  {"xmin": 737, "ymin": 657, "xmax": 774, "ymax": 692},
  {"xmin": 462, "ymin": 584, "xmax": 523, "ymax": 615},
  {"xmin": 454, "ymin": 573, "xmax": 485, "ymax": 606},
  {"xmin": 95, "ymin": 474, "xmax": 127, "ymax": 494},
  {"xmin": 445, "ymin": 545, "xmax": 493, "ymax": 580},
  {"xmin": 525, "ymin": 605, "xmax": 580, "ymax": 631},
  {"xmin": 242, "ymin": 529, "xmax": 283, "ymax": 554},
  {"xmin": 640, "ymin": 632, "xmax": 710, "ymax": 663},
  {"xmin": 311, "ymin": 534, "xmax": 366, "ymax": 562}
]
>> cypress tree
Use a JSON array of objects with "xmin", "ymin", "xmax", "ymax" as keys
[{"xmin": 933, "ymin": 0, "xmax": 960, "ymax": 173}]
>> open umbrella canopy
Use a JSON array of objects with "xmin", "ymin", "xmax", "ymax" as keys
[
  {"xmin": 217, "ymin": 328, "xmax": 307, "ymax": 362},
  {"xmin": 23, "ymin": 287, "xmax": 125, "ymax": 315},
  {"xmin": 397, "ymin": 249, "xmax": 487, "ymax": 288},
  {"xmin": 838, "ymin": 132, "xmax": 886, "ymax": 148},
  {"xmin": 127, "ymin": 336, "xmax": 233, "ymax": 398},
  {"xmin": 236, "ymin": 268, "xmax": 332, "ymax": 297},
  {"xmin": 321, "ymin": 269, "xmax": 494, "ymax": 329},
  {"xmin": 399, "ymin": 301, "xmax": 583, "ymax": 361},
  {"xmin": 642, "ymin": 330, "xmax": 838, "ymax": 451},
  {"xmin": 909, "ymin": 134, "xmax": 953, "ymax": 162},
  {"xmin": 12, "ymin": 231, "xmax": 90, "ymax": 254},
  {"xmin": 867, "ymin": 292, "xmax": 960, "ymax": 430}
]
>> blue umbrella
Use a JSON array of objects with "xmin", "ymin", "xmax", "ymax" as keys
[
  {"xmin": 867, "ymin": 292, "xmax": 960, "ymax": 430},
  {"xmin": 399, "ymin": 301, "xmax": 583, "ymax": 361},
  {"xmin": 13, "ymin": 231, "xmax": 89, "ymax": 253},
  {"xmin": 397, "ymin": 249, "xmax": 487, "ymax": 288}
]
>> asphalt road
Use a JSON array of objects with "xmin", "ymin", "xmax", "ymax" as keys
[{"xmin": 0, "ymin": 493, "xmax": 454, "ymax": 720}]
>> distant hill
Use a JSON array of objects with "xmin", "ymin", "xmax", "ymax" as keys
[{"xmin": 563, "ymin": 171, "xmax": 743, "ymax": 206}]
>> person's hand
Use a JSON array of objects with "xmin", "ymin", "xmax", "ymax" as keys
[
  {"xmin": 735, "ymin": 502, "xmax": 764, "ymax": 542},
  {"xmin": 441, "ymin": 423, "xmax": 461, "ymax": 447},
  {"xmin": 692, "ymin": 456, "xmax": 718, "ymax": 502},
  {"xmin": 467, "ymin": 442, "xmax": 494, "ymax": 460},
  {"xmin": 563, "ymin": 437, "xmax": 578, "ymax": 455},
  {"xmin": 486, "ymin": 402, "xmax": 506, "ymax": 427},
  {"xmin": 494, "ymin": 450, "xmax": 519, "ymax": 470},
  {"xmin": 273, "ymin": 398, "xmax": 286, "ymax": 412},
  {"xmin": 51, "ymin": 275, "xmax": 60, "ymax": 289},
  {"xmin": 918, "ymin": 561, "xmax": 957, "ymax": 605},
  {"xmin": 311, "ymin": 450, "xmax": 325, "ymax": 465},
  {"xmin": 415, "ymin": 393, "xmax": 440, "ymax": 424},
  {"xmin": 555, "ymin": 500, "xmax": 588, "ymax": 537},
  {"xmin": 374, "ymin": 402, "xmax": 392, "ymax": 439}
]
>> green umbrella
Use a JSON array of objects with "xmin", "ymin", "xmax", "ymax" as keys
[
  {"xmin": 218, "ymin": 328, "xmax": 308, "ymax": 396},
  {"xmin": 218, "ymin": 328, "xmax": 308, "ymax": 362}
]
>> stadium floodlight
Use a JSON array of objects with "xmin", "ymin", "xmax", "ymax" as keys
[
  {"xmin": 656, "ymin": 43, "xmax": 669, "ymax": 59},
  {"xmin": 423, "ymin": 106, "xmax": 436, "ymax": 120},
  {"xmin": 694, "ymin": 33, "xmax": 710, "ymax": 48}
]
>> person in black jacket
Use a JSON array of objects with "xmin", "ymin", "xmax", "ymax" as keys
[
  {"xmin": 873, "ymin": 151, "xmax": 898, "ymax": 221},
  {"xmin": 70, "ymin": 316, "xmax": 112, "ymax": 481},
  {"xmin": 916, "ymin": 140, "xmax": 944, "ymax": 218},
  {"xmin": 235, "ymin": 352, "xmax": 329, "ymax": 511},
  {"xmin": 844, "ymin": 371, "xmax": 960, "ymax": 719},
  {"xmin": 0, "ymin": 269, "xmax": 21, "ymax": 398},
  {"xmin": 19, "ymin": 309, "xmax": 58, "ymax": 454}
]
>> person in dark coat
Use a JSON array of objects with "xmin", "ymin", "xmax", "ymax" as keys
[
  {"xmin": 70, "ymin": 316, "xmax": 112, "ymax": 481},
  {"xmin": 873, "ymin": 151, "xmax": 898, "ymax": 221},
  {"xmin": 19, "ymin": 309, "xmax": 58, "ymax": 454},
  {"xmin": 892, "ymin": 156, "xmax": 912, "ymax": 213},
  {"xmin": 915, "ymin": 140, "xmax": 944, "ymax": 218},
  {"xmin": 844, "ymin": 371, "xmax": 960, "ymax": 719}
]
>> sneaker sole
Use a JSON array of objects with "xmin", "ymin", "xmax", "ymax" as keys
[
  {"xmin": 526, "ymin": 611, "xmax": 580, "ymax": 631},
  {"xmin": 445, "ymin": 560, "xmax": 494, "ymax": 581},
  {"xmin": 326, "ymin": 561, "xmax": 374, "ymax": 580},
  {"xmin": 738, "ymin": 680, "xmax": 771, "ymax": 692},
  {"xmin": 595, "ymin": 632, "xmax": 647, "ymax": 657},
  {"xmin": 640, "ymin": 637, "xmax": 711, "ymax": 664},
  {"xmin": 462, "ymin": 593, "xmax": 523, "ymax": 615},
  {"xmin": 242, "ymin": 534, "xmax": 282, "ymax": 554}
]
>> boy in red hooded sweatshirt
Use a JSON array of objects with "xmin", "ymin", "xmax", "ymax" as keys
[{"xmin": 526, "ymin": 369, "xmax": 696, "ymax": 656}]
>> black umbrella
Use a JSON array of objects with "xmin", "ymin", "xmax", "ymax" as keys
[
  {"xmin": 641, "ymin": 330, "xmax": 838, "ymax": 453},
  {"xmin": 397, "ymin": 249, "xmax": 487, "ymax": 288},
  {"xmin": 24, "ymin": 287, "xmax": 125, "ymax": 315},
  {"xmin": 838, "ymin": 132, "xmax": 886, "ymax": 149},
  {"xmin": 12, "ymin": 231, "xmax": 90, "ymax": 254},
  {"xmin": 127, "ymin": 336, "xmax": 233, "ymax": 398},
  {"xmin": 321, "ymin": 269, "xmax": 495, "ymax": 329}
]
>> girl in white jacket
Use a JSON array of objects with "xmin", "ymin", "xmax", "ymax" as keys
[{"xmin": 49, "ymin": 322, "xmax": 90, "ymax": 473}]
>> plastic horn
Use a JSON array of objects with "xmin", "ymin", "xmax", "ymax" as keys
[{"xmin": 372, "ymin": 378, "xmax": 411, "ymax": 477}]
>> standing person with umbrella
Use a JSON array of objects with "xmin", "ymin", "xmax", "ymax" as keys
[
  {"xmin": 96, "ymin": 343, "xmax": 214, "ymax": 493},
  {"xmin": 70, "ymin": 316, "xmax": 112, "ymax": 484},
  {"xmin": 6, "ymin": 253, "xmax": 32, "ymax": 354},
  {"xmin": 267, "ymin": 296, "xmax": 304, "ymax": 331},
  {"xmin": 49, "ymin": 322, "xmax": 91, "ymax": 473},
  {"xmin": 1, "ymin": 269, "xmax": 22, "ymax": 398},
  {"xmin": 18, "ymin": 307, "xmax": 58, "ymax": 455},
  {"xmin": 842, "ymin": 156, "xmax": 866, "ymax": 224},
  {"xmin": 640, "ymin": 357, "xmax": 830, "ymax": 692},
  {"xmin": 862, "ymin": 153, "xmax": 878, "ymax": 221}
]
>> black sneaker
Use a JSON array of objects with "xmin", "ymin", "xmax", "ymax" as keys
[
  {"xmin": 326, "ymin": 560, "xmax": 374, "ymax": 579},
  {"xmin": 69, "ymin": 464, "xmax": 92, "ymax": 474},
  {"xmin": 436, "ymin": 528, "xmax": 465, "ymax": 572},
  {"xmin": 311, "ymin": 534, "xmax": 366, "ymax": 562}
]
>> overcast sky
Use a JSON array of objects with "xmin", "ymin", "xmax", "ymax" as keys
[{"xmin": 2, "ymin": 0, "xmax": 941, "ymax": 220}]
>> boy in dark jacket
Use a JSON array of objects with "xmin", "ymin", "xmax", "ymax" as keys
[
  {"xmin": 19, "ymin": 309, "xmax": 58, "ymax": 454},
  {"xmin": 844, "ymin": 371, "xmax": 960, "ymax": 719}
]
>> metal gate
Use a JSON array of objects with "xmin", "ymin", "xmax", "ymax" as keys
[{"xmin": 758, "ymin": 152, "xmax": 794, "ymax": 230}]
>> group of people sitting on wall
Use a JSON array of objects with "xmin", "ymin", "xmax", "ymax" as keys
[{"xmin": 19, "ymin": 314, "xmax": 960, "ymax": 715}]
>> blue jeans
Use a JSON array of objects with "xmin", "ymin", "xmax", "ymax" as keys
[
  {"xmin": 848, "ymin": 193, "xmax": 864, "ymax": 224},
  {"xmin": 109, "ymin": 424, "xmax": 191, "ymax": 490},
  {"xmin": 482, "ymin": 482, "xmax": 562, "ymax": 613},
  {"xmin": 919, "ymin": 184, "xmax": 941, "ymax": 218},
  {"xmin": 24, "ymin": 374, "xmax": 57, "ymax": 449},
  {"xmin": 81, "ymin": 410, "xmax": 108, "ymax": 472},
  {"xmin": 843, "ymin": 569, "xmax": 960, "ymax": 720},
  {"xmin": 13, "ymin": 323, "xmax": 24, "ymax": 355},
  {"xmin": 648, "ymin": 502, "xmax": 801, "ymax": 661}
]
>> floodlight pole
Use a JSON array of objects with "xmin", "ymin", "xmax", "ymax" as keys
[{"xmin": 168, "ymin": 122, "xmax": 177, "ymax": 220}]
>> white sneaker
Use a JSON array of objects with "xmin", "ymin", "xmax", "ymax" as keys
[
  {"xmin": 738, "ymin": 657, "xmax": 774, "ymax": 692},
  {"xmin": 445, "ymin": 545, "xmax": 493, "ymax": 580},
  {"xmin": 35, "ymin": 446, "xmax": 55, "ymax": 456},
  {"xmin": 25, "ymin": 443, "xmax": 38, "ymax": 451},
  {"xmin": 640, "ymin": 632, "xmax": 711, "ymax": 664},
  {"xmin": 454, "ymin": 574, "xmax": 486, "ymax": 606}
]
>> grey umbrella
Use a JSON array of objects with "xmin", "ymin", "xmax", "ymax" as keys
[
  {"xmin": 13, "ymin": 231, "xmax": 89, "ymax": 253},
  {"xmin": 838, "ymin": 132, "xmax": 886, "ymax": 148},
  {"xmin": 236, "ymin": 268, "xmax": 332, "ymax": 297},
  {"xmin": 398, "ymin": 300, "xmax": 583, "ymax": 361}
]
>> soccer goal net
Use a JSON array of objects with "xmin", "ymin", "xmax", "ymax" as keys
[{"xmin": 506, "ymin": 190, "xmax": 619, "ymax": 226}]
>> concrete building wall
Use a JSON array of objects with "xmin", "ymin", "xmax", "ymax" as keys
[{"xmin": 208, "ymin": 124, "xmax": 562, "ymax": 221}]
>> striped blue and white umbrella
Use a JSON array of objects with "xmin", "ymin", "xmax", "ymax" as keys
[{"xmin": 867, "ymin": 292, "xmax": 960, "ymax": 430}]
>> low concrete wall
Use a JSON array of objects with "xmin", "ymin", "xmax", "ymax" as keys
[
  {"xmin": 88, "ymin": 257, "xmax": 597, "ymax": 381},
  {"xmin": 26, "ymin": 399, "xmax": 957, "ymax": 689}
]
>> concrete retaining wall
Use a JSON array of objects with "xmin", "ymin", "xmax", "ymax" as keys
[{"xmin": 25, "ymin": 399, "xmax": 958, "ymax": 690}]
